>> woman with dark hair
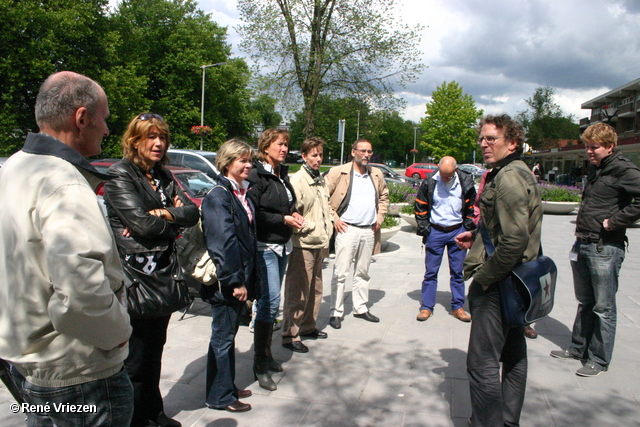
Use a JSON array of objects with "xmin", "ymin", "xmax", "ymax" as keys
[
  {"xmin": 247, "ymin": 128, "xmax": 304, "ymax": 390},
  {"xmin": 281, "ymin": 137, "xmax": 332, "ymax": 352},
  {"xmin": 104, "ymin": 113, "xmax": 199, "ymax": 427},
  {"xmin": 201, "ymin": 139, "xmax": 257, "ymax": 413}
]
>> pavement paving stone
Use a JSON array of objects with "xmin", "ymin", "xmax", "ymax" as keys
[{"xmin": 3, "ymin": 212, "xmax": 640, "ymax": 426}]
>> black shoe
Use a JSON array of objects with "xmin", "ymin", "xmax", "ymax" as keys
[
  {"xmin": 300, "ymin": 329, "xmax": 328, "ymax": 339},
  {"xmin": 354, "ymin": 311, "xmax": 380, "ymax": 323},
  {"xmin": 156, "ymin": 412, "xmax": 181, "ymax": 427},
  {"xmin": 267, "ymin": 356, "xmax": 283, "ymax": 372},
  {"xmin": 282, "ymin": 341, "xmax": 309, "ymax": 353},
  {"xmin": 329, "ymin": 316, "xmax": 342, "ymax": 329}
]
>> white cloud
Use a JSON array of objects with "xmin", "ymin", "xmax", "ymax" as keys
[{"xmin": 197, "ymin": 0, "xmax": 640, "ymax": 124}]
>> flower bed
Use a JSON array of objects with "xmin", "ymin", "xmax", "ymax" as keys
[{"xmin": 538, "ymin": 183, "xmax": 581, "ymax": 214}]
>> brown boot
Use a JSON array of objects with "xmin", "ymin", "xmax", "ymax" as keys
[
  {"xmin": 416, "ymin": 309, "xmax": 432, "ymax": 321},
  {"xmin": 451, "ymin": 308, "xmax": 471, "ymax": 322}
]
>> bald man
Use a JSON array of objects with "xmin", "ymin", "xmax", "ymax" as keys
[
  {"xmin": 0, "ymin": 72, "xmax": 133, "ymax": 426},
  {"xmin": 414, "ymin": 156, "xmax": 476, "ymax": 322}
]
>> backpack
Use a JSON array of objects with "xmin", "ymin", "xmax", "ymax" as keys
[{"xmin": 175, "ymin": 184, "xmax": 234, "ymax": 285}]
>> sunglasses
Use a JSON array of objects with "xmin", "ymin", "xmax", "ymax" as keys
[{"xmin": 137, "ymin": 113, "xmax": 164, "ymax": 122}]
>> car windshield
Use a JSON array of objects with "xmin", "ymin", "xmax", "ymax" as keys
[
  {"xmin": 174, "ymin": 171, "xmax": 216, "ymax": 197},
  {"xmin": 202, "ymin": 154, "xmax": 217, "ymax": 164}
]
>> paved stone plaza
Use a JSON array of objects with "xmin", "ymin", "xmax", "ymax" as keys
[{"xmin": 2, "ymin": 212, "xmax": 640, "ymax": 426}]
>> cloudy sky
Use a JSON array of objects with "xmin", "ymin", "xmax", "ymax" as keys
[{"xmin": 115, "ymin": 0, "xmax": 640, "ymax": 123}]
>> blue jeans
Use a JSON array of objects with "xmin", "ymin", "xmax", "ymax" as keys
[
  {"xmin": 569, "ymin": 240, "xmax": 624, "ymax": 370},
  {"xmin": 420, "ymin": 226, "xmax": 466, "ymax": 312},
  {"xmin": 467, "ymin": 281, "xmax": 527, "ymax": 427},
  {"xmin": 205, "ymin": 293, "xmax": 243, "ymax": 408},
  {"xmin": 255, "ymin": 249, "xmax": 288, "ymax": 323},
  {"xmin": 10, "ymin": 366, "xmax": 133, "ymax": 427}
]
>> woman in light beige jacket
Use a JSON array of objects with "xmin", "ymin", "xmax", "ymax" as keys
[{"xmin": 281, "ymin": 137, "xmax": 333, "ymax": 352}]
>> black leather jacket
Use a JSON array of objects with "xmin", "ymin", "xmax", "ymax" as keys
[
  {"xmin": 103, "ymin": 158, "xmax": 199, "ymax": 254},
  {"xmin": 247, "ymin": 161, "xmax": 298, "ymax": 244}
]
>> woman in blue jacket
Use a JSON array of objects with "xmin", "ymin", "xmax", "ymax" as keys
[{"xmin": 201, "ymin": 139, "xmax": 257, "ymax": 413}]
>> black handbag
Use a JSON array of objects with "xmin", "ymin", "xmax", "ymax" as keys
[
  {"xmin": 123, "ymin": 249, "xmax": 191, "ymax": 319},
  {"xmin": 479, "ymin": 223, "xmax": 557, "ymax": 327}
]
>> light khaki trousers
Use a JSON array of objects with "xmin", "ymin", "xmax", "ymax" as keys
[
  {"xmin": 330, "ymin": 226, "xmax": 374, "ymax": 317},
  {"xmin": 282, "ymin": 247, "xmax": 325, "ymax": 343}
]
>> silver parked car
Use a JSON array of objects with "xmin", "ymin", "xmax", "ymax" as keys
[{"xmin": 167, "ymin": 149, "xmax": 219, "ymax": 179}]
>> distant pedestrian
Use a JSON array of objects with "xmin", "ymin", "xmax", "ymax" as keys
[{"xmin": 532, "ymin": 162, "xmax": 542, "ymax": 181}]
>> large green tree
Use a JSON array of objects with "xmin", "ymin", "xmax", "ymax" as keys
[
  {"xmin": 249, "ymin": 95, "xmax": 283, "ymax": 133},
  {"xmin": 367, "ymin": 110, "xmax": 415, "ymax": 165},
  {"xmin": 0, "ymin": 0, "xmax": 111, "ymax": 155},
  {"xmin": 420, "ymin": 81, "xmax": 482, "ymax": 162},
  {"xmin": 0, "ymin": 0, "xmax": 256, "ymax": 156},
  {"xmin": 516, "ymin": 86, "xmax": 579, "ymax": 150},
  {"xmin": 104, "ymin": 0, "xmax": 254, "ymax": 155},
  {"xmin": 288, "ymin": 95, "xmax": 370, "ymax": 163},
  {"xmin": 237, "ymin": 0, "xmax": 424, "ymax": 138}
]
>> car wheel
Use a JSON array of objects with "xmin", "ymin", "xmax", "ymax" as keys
[{"xmin": 412, "ymin": 173, "xmax": 420, "ymax": 179}]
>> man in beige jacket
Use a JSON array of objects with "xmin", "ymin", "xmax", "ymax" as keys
[
  {"xmin": 0, "ymin": 72, "xmax": 133, "ymax": 426},
  {"xmin": 325, "ymin": 139, "xmax": 389, "ymax": 329},
  {"xmin": 281, "ymin": 137, "xmax": 333, "ymax": 353}
]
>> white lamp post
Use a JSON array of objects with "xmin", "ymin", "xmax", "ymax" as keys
[
  {"xmin": 413, "ymin": 126, "xmax": 419, "ymax": 165},
  {"xmin": 200, "ymin": 62, "xmax": 227, "ymax": 150}
]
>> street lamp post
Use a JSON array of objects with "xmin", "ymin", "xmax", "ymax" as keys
[
  {"xmin": 413, "ymin": 126, "xmax": 419, "ymax": 165},
  {"xmin": 200, "ymin": 62, "xmax": 227, "ymax": 150}
]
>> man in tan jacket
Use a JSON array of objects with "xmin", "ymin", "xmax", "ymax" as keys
[{"xmin": 325, "ymin": 139, "xmax": 389, "ymax": 329}]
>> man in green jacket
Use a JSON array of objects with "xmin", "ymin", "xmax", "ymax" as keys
[{"xmin": 456, "ymin": 114, "xmax": 542, "ymax": 427}]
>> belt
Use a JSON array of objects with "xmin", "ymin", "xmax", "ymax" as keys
[
  {"xmin": 345, "ymin": 222, "xmax": 373, "ymax": 229},
  {"xmin": 431, "ymin": 223, "xmax": 462, "ymax": 232},
  {"xmin": 577, "ymin": 237, "xmax": 598, "ymax": 244}
]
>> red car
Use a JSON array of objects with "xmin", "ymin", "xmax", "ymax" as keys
[
  {"xmin": 405, "ymin": 163, "xmax": 438, "ymax": 180},
  {"xmin": 92, "ymin": 160, "xmax": 216, "ymax": 207}
]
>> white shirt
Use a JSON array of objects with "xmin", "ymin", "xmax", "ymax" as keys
[{"xmin": 340, "ymin": 169, "xmax": 377, "ymax": 226}]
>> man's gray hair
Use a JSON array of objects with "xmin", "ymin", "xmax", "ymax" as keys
[{"xmin": 35, "ymin": 72, "xmax": 101, "ymax": 130}]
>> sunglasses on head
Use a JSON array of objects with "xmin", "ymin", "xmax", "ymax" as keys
[{"xmin": 137, "ymin": 113, "xmax": 164, "ymax": 122}]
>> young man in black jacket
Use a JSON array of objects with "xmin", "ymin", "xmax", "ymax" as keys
[{"xmin": 551, "ymin": 123, "xmax": 640, "ymax": 376}]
